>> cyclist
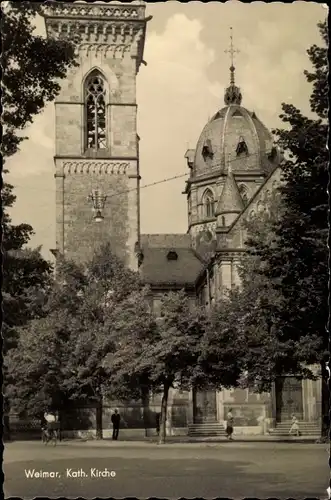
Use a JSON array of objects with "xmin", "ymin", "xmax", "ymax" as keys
[{"xmin": 42, "ymin": 409, "xmax": 59, "ymax": 443}]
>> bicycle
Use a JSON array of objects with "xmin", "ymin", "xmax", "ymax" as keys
[{"xmin": 41, "ymin": 426, "xmax": 58, "ymax": 446}]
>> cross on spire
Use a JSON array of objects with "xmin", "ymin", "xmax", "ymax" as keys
[{"xmin": 224, "ymin": 27, "xmax": 240, "ymax": 85}]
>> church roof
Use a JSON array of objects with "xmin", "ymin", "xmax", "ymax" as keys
[
  {"xmin": 139, "ymin": 234, "xmax": 204, "ymax": 286},
  {"xmin": 215, "ymin": 168, "xmax": 244, "ymax": 215},
  {"xmin": 192, "ymin": 105, "xmax": 276, "ymax": 178},
  {"xmin": 190, "ymin": 29, "xmax": 278, "ymax": 179},
  {"xmin": 140, "ymin": 234, "xmax": 191, "ymax": 249}
]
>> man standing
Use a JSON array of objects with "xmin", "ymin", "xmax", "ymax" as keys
[
  {"xmin": 111, "ymin": 409, "xmax": 120, "ymax": 440},
  {"xmin": 156, "ymin": 412, "xmax": 161, "ymax": 437},
  {"xmin": 226, "ymin": 408, "xmax": 234, "ymax": 440}
]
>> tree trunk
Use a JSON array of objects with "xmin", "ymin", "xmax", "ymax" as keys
[
  {"xmin": 3, "ymin": 395, "xmax": 11, "ymax": 441},
  {"xmin": 159, "ymin": 383, "xmax": 170, "ymax": 445},
  {"xmin": 96, "ymin": 395, "xmax": 103, "ymax": 440},
  {"xmin": 141, "ymin": 386, "xmax": 150, "ymax": 438},
  {"xmin": 3, "ymin": 414, "xmax": 11, "ymax": 442},
  {"xmin": 320, "ymin": 362, "xmax": 329, "ymax": 441}
]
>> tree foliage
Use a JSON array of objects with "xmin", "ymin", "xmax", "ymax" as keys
[
  {"xmin": 1, "ymin": 1, "xmax": 77, "ymax": 158},
  {"xmin": 209, "ymin": 20, "xmax": 328, "ymax": 402},
  {"xmin": 107, "ymin": 291, "xmax": 209, "ymax": 443},
  {"xmin": 3, "ymin": 247, "xmax": 53, "ymax": 355},
  {"xmin": 266, "ymin": 19, "xmax": 328, "ymax": 366},
  {"xmin": 229, "ymin": 20, "xmax": 328, "ymax": 423},
  {"xmin": 7, "ymin": 245, "xmax": 140, "ymax": 427},
  {"xmin": 2, "ymin": 0, "xmax": 77, "ymax": 359}
]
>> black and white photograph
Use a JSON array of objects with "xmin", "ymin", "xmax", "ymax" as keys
[{"xmin": 2, "ymin": 0, "xmax": 329, "ymax": 498}]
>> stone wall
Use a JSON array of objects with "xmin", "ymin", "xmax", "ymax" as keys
[
  {"xmin": 55, "ymin": 161, "xmax": 139, "ymax": 267},
  {"xmin": 54, "ymin": 42, "xmax": 139, "ymax": 268}
]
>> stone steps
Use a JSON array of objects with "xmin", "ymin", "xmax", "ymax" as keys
[{"xmin": 269, "ymin": 421, "xmax": 320, "ymax": 436}]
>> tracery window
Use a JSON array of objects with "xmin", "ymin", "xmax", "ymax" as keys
[
  {"xmin": 239, "ymin": 184, "xmax": 248, "ymax": 206},
  {"xmin": 85, "ymin": 72, "xmax": 107, "ymax": 150},
  {"xmin": 203, "ymin": 189, "xmax": 215, "ymax": 218}
]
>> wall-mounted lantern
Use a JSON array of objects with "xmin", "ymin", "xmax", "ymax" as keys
[{"xmin": 88, "ymin": 189, "xmax": 107, "ymax": 223}]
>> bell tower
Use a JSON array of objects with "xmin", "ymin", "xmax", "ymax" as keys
[{"xmin": 42, "ymin": 1, "xmax": 150, "ymax": 269}]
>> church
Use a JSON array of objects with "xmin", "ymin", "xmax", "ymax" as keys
[{"xmin": 42, "ymin": 1, "xmax": 321, "ymax": 438}]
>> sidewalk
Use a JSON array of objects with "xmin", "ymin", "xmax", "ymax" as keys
[{"xmin": 63, "ymin": 434, "xmax": 323, "ymax": 447}]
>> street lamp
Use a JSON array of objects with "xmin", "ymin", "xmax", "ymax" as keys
[{"xmin": 88, "ymin": 189, "xmax": 107, "ymax": 223}]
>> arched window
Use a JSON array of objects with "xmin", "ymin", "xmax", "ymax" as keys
[
  {"xmin": 203, "ymin": 189, "xmax": 214, "ymax": 218},
  {"xmin": 85, "ymin": 72, "xmax": 107, "ymax": 150},
  {"xmin": 239, "ymin": 184, "xmax": 248, "ymax": 206}
]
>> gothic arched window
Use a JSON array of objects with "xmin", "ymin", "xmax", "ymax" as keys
[
  {"xmin": 85, "ymin": 72, "xmax": 107, "ymax": 150},
  {"xmin": 203, "ymin": 189, "xmax": 215, "ymax": 218},
  {"xmin": 239, "ymin": 184, "xmax": 248, "ymax": 206}
]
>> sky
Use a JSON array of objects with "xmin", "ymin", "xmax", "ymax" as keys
[{"xmin": 6, "ymin": 1, "xmax": 327, "ymax": 261}]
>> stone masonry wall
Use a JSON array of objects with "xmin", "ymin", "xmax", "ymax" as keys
[
  {"xmin": 57, "ymin": 167, "xmax": 138, "ymax": 267},
  {"xmin": 54, "ymin": 47, "xmax": 139, "ymax": 268}
]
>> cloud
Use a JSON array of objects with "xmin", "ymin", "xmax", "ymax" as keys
[{"xmin": 7, "ymin": 106, "xmax": 55, "ymax": 178}]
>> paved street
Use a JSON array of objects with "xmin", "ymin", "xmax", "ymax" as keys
[{"xmin": 4, "ymin": 440, "xmax": 329, "ymax": 499}]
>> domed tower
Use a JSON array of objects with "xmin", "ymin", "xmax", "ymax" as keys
[{"xmin": 184, "ymin": 28, "xmax": 281, "ymax": 241}]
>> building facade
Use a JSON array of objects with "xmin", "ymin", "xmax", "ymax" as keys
[{"xmin": 42, "ymin": 2, "xmax": 320, "ymax": 438}]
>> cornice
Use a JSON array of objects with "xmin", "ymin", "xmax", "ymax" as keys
[
  {"xmin": 44, "ymin": 20, "xmax": 144, "ymax": 47},
  {"xmin": 216, "ymin": 249, "xmax": 246, "ymax": 261},
  {"xmin": 62, "ymin": 160, "xmax": 131, "ymax": 175},
  {"xmin": 55, "ymin": 155, "xmax": 137, "ymax": 161},
  {"xmin": 42, "ymin": 2, "xmax": 146, "ymax": 21},
  {"xmin": 42, "ymin": 3, "xmax": 150, "ymax": 72},
  {"xmin": 78, "ymin": 42, "xmax": 134, "ymax": 58}
]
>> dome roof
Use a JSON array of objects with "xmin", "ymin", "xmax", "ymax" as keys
[{"xmin": 193, "ymin": 102, "xmax": 280, "ymax": 177}]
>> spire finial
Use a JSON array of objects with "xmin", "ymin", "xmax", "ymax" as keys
[
  {"xmin": 224, "ymin": 27, "xmax": 242, "ymax": 106},
  {"xmin": 225, "ymin": 27, "xmax": 240, "ymax": 86}
]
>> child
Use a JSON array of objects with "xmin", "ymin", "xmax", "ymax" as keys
[
  {"xmin": 226, "ymin": 408, "xmax": 234, "ymax": 440},
  {"xmin": 289, "ymin": 414, "xmax": 300, "ymax": 436}
]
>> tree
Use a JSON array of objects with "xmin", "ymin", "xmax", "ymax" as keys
[
  {"xmin": 8, "ymin": 245, "xmax": 140, "ymax": 438},
  {"xmin": 227, "ymin": 195, "xmax": 311, "ymax": 391},
  {"xmin": 2, "ymin": 0, "xmax": 77, "ymax": 382},
  {"xmin": 2, "ymin": 1, "xmax": 77, "ymax": 158},
  {"xmin": 2, "ymin": 0, "xmax": 77, "ymax": 343},
  {"xmin": 102, "ymin": 288, "xmax": 159, "ymax": 435},
  {"xmin": 1, "ymin": 3, "xmax": 84, "ymax": 438},
  {"xmin": 110, "ymin": 291, "xmax": 208, "ymax": 444},
  {"xmin": 243, "ymin": 20, "xmax": 328, "ymax": 435}
]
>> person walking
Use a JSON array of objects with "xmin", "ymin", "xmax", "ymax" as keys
[
  {"xmin": 111, "ymin": 409, "xmax": 120, "ymax": 440},
  {"xmin": 156, "ymin": 412, "xmax": 161, "ymax": 437},
  {"xmin": 289, "ymin": 414, "xmax": 300, "ymax": 437},
  {"xmin": 226, "ymin": 408, "xmax": 234, "ymax": 440}
]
